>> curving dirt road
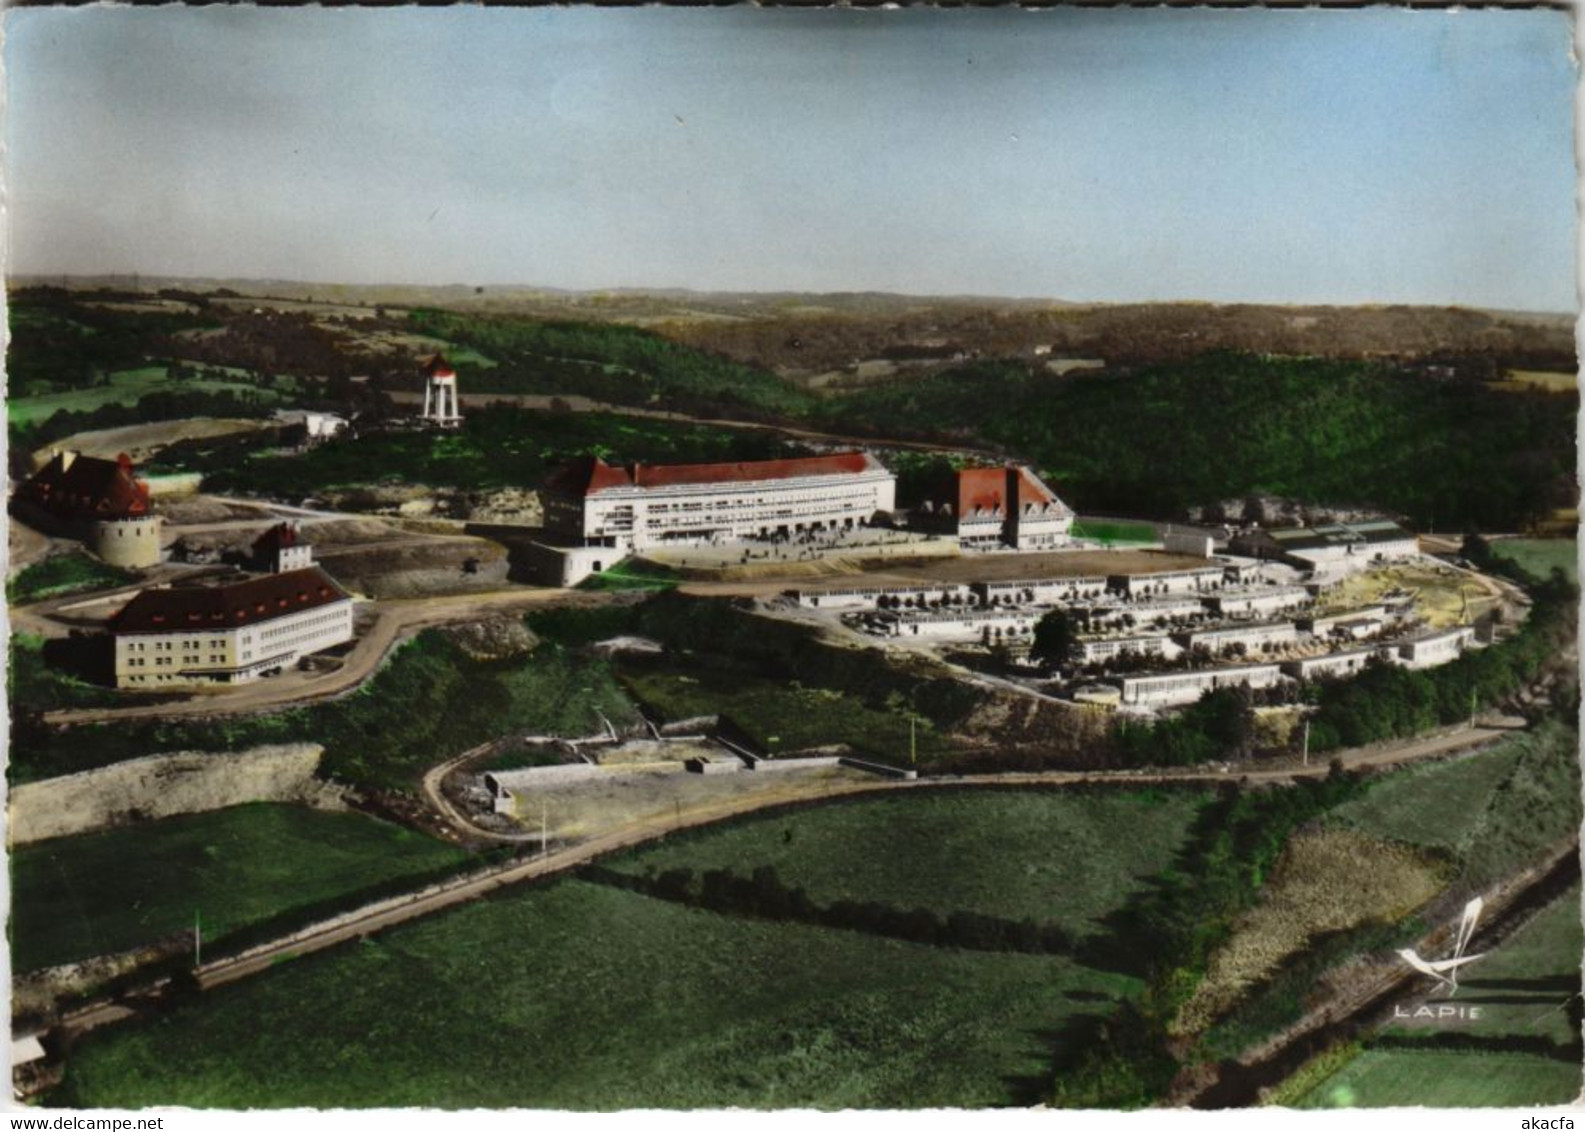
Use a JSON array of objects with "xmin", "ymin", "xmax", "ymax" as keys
[{"xmin": 41, "ymin": 587, "xmax": 615, "ymax": 726}]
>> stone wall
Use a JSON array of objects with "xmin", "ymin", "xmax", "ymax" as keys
[{"xmin": 8, "ymin": 743, "xmax": 338, "ymax": 847}]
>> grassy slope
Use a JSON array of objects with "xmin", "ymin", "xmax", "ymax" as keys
[
  {"xmin": 609, "ymin": 788, "xmax": 1207, "ymax": 939},
  {"xmin": 1295, "ymin": 1051, "xmax": 1580, "ymax": 1108},
  {"xmin": 620, "ymin": 664, "xmax": 950, "ymax": 763},
  {"xmin": 60, "ymin": 878, "xmax": 1138, "ymax": 1109},
  {"xmin": 1491, "ymin": 538, "xmax": 1578, "ymax": 585},
  {"xmin": 11, "ymin": 803, "xmax": 468, "ymax": 972},
  {"xmin": 10, "ymin": 630, "xmax": 639, "ymax": 790},
  {"xmin": 9, "ymin": 368, "xmax": 283, "ymax": 426},
  {"xmin": 1327, "ymin": 744, "xmax": 1527, "ymax": 853}
]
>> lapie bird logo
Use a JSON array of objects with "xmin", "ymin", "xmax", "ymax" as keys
[{"xmin": 1397, "ymin": 896, "xmax": 1485, "ymax": 997}]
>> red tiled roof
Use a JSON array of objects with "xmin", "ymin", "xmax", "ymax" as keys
[
  {"xmin": 20, "ymin": 451, "xmax": 151, "ymax": 521},
  {"xmin": 546, "ymin": 453, "xmax": 879, "ymax": 497},
  {"xmin": 923, "ymin": 465, "xmax": 1069, "ymax": 520},
  {"xmin": 110, "ymin": 567, "xmax": 350, "ymax": 635},
  {"xmin": 424, "ymin": 354, "xmax": 456, "ymax": 378},
  {"xmin": 955, "ymin": 467, "xmax": 1009, "ymax": 518}
]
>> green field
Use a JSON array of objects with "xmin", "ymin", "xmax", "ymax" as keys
[
  {"xmin": 1071, "ymin": 520, "xmax": 1157, "ymax": 545},
  {"xmin": 610, "ymin": 788, "xmax": 1208, "ymax": 939},
  {"xmin": 8, "ymin": 367, "xmax": 284, "ymax": 426},
  {"xmin": 59, "ymin": 877, "xmax": 1140, "ymax": 1109},
  {"xmin": 10, "ymin": 629, "xmax": 640, "ymax": 789},
  {"xmin": 12, "ymin": 804, "xmax": 470, "ymax": 973},
  {"xmin": 7, "ymin": 552, "xmax": 134, "ymax": 604},
  {"xmin": 1491, "ymin": 538, "xmax": 1577, "ymax": 585},
  {"xmin": 1328, "ymin": 743, "xmax": 1527, "ymax": 853},
  {"xmin": 1296, "ymin": 1050, "xmax": 1580, "ymax": 1108}
]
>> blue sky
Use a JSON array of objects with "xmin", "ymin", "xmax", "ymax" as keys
[{"xmin": 4, "ymin": 7, "xmax": 1577, "ymax": 310}]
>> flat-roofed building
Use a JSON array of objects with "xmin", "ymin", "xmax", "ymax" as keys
[
  {"xmin": 542, "ymin": 452, "xmax": 896, "ymax": 553},
  {"xmin": 915, "ymin": 465, "xmax": 1074, "ymax": 552},
  {"xmin": 971, "ymin": 575, "xmax": 1108, "ymax": 606},
  {"xmin": 1204, "ymin": 586, "xmax": 1313, "ymax": 619},
  {"xmin": 111, "ymin": 566, "xmax": 354, "ymax": 688},
  {"xmin": 1392, "ymin": 626, "xmax": 1476, "ymax": 669},
  {"xmin": 1176, "ymin": 621, "xmax": 1300, "ymax": 655},
  {"xmin": 790, "ymin": 582, "xmax": 970, "ymax": 611},
  {"xmin": 1281, "ymin": 647, "xmax": 1385, "ymax": 681},
  {"xmin": 1116, "ymin": 663, "xmax": 1284, "ymax": 708},
  {"xmin": 1230, "ymin": 521, "xmax": 1419, "ymax": 572},
  {"xmin": 1074, "ymin": 635, "xmax": 1176, "ymax": 663},
  {"xmin": 1107, "ymin": 565, "xmax": 1227, "ymax": 598},
  {"xmin": 858, "ymin": 605, "xmax": 1038, "ymax": 644}
]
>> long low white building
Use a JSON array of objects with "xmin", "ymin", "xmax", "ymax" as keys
[
  {"xmin": 1075, "ymin": 635, "xmax": 1177, "ymax": 663},
  {"xmin": 542, "ymin": 452, "xmax": 897, "ymax": 553},
  {"xmin": 858, "ymin": 606, "xmax": 1038, "ymax": 644},
  {"xmin": 1108, "ymin": 566, "xmax": 1228, "ymax": 598},
  {"xmin": 1393, "ymin": 626, "xmax": 1476, "ymax": 669},
  {"xmin": 1175, "ymin": 621, "xmax": 1300, "ymax": 655},
  {"xmin": 1281, "ymin": 647, "xmax": 1383, "ymax": 681},
  {"xmin": 1116, "ymin": 664, "xmax": 1284, "ymax": 707},
  {"xmin": 972, "ymin": 575, "xmax": 1109, "ymax": 606},
  {"xmin": 791, "ymin": 582, "xmax": 970, "ymax": 611},
  {"xmin": 1204, "ymin": 586, "xmax": 1313, "ymax": 619}
]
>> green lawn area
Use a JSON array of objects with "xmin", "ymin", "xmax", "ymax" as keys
[
  {"xmin": 58, "ymin": 877, "xmax": 1140, "ymax": 1109},
  {"xmin": 11, "ymin": 803, "xmax": 470, "ymax": 973},
  {"xmin": 1327, "ymin": 743, "xmax": 1527, "ymax": 853},
  {"xmin": 1327, "ymin": 724, "xmax": 1580, "ymax": 894},
  {"xmin": 7, "ymin": 552, "xmax": 134, "ymax": 604},
  {"xmin": 610, "ymin": 787, "xmax": 1209, "ymax": 940},
  {"xmin": 8, "ymin": 366, "xmax": 285, "ymax": 426},
  {"xmin": 8, "ymin": 633, "xmax": 122, "ymax": 714},
  {"xmin": 1491, "ymin": 538, "xmax": 1577, "ymax": 585},
  {"xmin": 10, "ymin": 630, "xmax": 641, "ymax": 790},
  {"xmin": 1071, "ymin": 520, "xmax": 1157, "ymax": 545},
  {"xmin": 1295, "ymin": 1050, "xmax": 1580, "ymax": 1108},
  {"xmin": 619, "ymin": 662, "xmax": 949, "ymax": 764},
  {"xmin": 575, "ymin": 557, "xmax": 679, "ymax": 593}
]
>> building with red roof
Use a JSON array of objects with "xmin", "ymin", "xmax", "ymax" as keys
[
  {"xmin": 540, "ymin": 451, "xmax": 896, "ymax": 561},
  {"xmin": 13, "ymin": 450, "xmax": 163, "ymax": 568},
  {"xmin": 110, "ymin": 563, "xmax": 354, "ymax": 689},
  {"xmin": 916, "ymin": 465, "xmax": 1074, "ymax": 552}
]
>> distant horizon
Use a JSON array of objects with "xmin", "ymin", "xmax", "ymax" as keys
[
  {"xmin": 11, "ymin": 271, "xmax": 1576, "ymax": 319},
  {"xmin": 8, "ymin": 8, "xmax": 1578, "ymax": 312}
]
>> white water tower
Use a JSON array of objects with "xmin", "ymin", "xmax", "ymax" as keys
[{"xmin": 420, "ymin": 354, "xmax": 462, "ymax": 428}]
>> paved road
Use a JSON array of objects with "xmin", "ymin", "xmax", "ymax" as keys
[{"xmin": 42, "ymin": 587, "xmax": 614, "ymax": 725}]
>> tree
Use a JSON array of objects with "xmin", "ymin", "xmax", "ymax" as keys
[{"xmin": 1031, "ymin": 609, "xmax": 1077, "ymax": 666}]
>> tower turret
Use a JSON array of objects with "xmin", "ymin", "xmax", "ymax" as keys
[{"xmin": 420, "ymin": 354, "xmax": 462, "ymax": 428}]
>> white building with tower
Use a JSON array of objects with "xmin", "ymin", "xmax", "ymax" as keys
[{"xmin": 420, "ymin": 354, "xmax": 462, "ymax": 428}]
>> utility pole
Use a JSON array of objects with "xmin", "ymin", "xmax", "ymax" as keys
[
  {"xmin": 1469, "ymin": 687, "xmax": 1478, "ymax": 728},
  {"xmin": 910, "ymin": 716, "xmax": 917, "ymax": 766},
  {"xmin": 540, "ymin": 800, "xmax": 549, "ymax": 860},
  {"xmin": 194, "ymin": 909, "xmax": 202, "ymax": 969},
  {"xmin": 1301, "ymin": 719, "xmax": 1311, "ymax": 768}
]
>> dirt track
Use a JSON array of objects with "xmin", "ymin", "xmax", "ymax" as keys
[{"xmin": 42, "ymin": 587, "xmax": 614, "ymax": 725}]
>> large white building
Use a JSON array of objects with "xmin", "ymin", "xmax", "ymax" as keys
[
  {"xmin": 1116, "ymin": 664, "xmax": 1284, "ymax": 708},
  {"xmin": 541, "ymin": 452, "xmax": 897, "ymax": 553},
  {"xmin": 110, "ymin": 531, "xmax": 354, "ymax": 689}
]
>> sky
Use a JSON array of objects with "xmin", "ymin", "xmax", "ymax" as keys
[{"xmin": 4, "ymin": 7, "xmax": 1578, "ymax": 310}]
